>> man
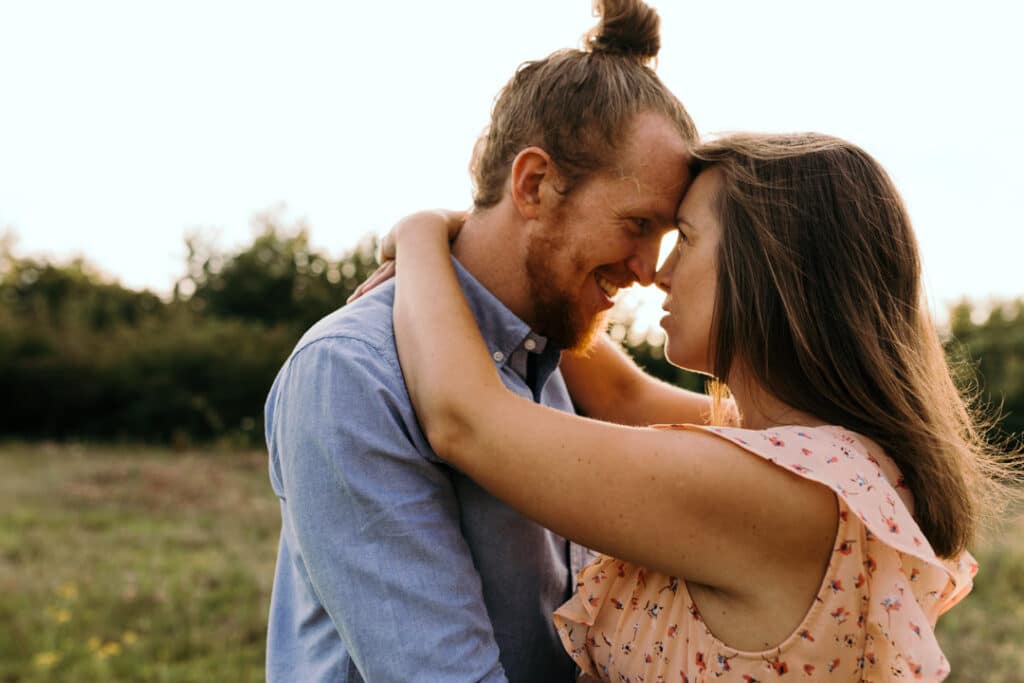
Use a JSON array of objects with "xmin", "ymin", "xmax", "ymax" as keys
[{"xmin": 264, "ymin": 1, "xmax": 697, "ymax": 680}]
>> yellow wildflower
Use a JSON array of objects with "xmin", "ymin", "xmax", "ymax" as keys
[
  {"xmin": 87, "ymin": 637, "xmax": 102, "ymax": 651},
  {"xmin": 96, "ymin": 642, "xmax": 122, "ymax": 659},
  {"xmin": 58, "ymin": 582, "xmax": 79, "ymax": 600},
  {"xmin": 52, "ymin": 608, "xmax": 72, "ymax": 624},
  {"xmin": 33, "ymin": 651, "xmax": 61, "ymax": 669},
  {"xmin": 122, "ymin": 630, "xmax": 139, "ymax": 645}
]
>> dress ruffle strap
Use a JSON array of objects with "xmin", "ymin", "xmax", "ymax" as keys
[{"xmin": 673, "ymin": 424, "xmax": 976, "ymax": 603}]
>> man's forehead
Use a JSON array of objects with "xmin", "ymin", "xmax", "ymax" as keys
[
  {"xmin": 621, "ymin": 113, "xmax": 691, "ymax": 163},
  {"xmin": 608, "ymin": 155, "xmax": 693, "ymax": 203}
]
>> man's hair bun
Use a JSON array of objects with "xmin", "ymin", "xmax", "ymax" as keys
[{"xmin": 584, "ymin": 0, "xmax": 661, "ymax": 64}]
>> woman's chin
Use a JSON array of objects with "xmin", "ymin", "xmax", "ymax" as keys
[
  {"xmin": 664, "ymin": 346, "xmax": 708, "ymax": 376},
  {"xmin": 662, "ymin": 346, "xmax": 684, "ymax": 370}
]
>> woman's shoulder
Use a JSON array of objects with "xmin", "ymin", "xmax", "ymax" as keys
[
  {"xmin": 662, "ymin": 423, "xmax": 901, "ymax": 492},
  {"xmin": 672, "ymin": 424, "xmax": 906, "ymax": 518},
  {"xmin": 662, "ymin": 422, "xmax": 975, "ymax": 595}
]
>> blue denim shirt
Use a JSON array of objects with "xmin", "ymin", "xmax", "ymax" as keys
[{"xmin": 265, "ymin": 259, "xmax": 589, "ymax": 682}]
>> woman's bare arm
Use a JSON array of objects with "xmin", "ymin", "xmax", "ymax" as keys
[
  {"xmin": 391, "ymin": 212, "xmax": 835, "ymax": 595},
  {"xmin": 560, "ymin": 336, "xmax": 712, "ymax": 426}
]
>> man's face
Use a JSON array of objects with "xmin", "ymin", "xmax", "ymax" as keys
[{"xmin": 525, "ymin": 112, "xmax": 692, "ymax": 351}]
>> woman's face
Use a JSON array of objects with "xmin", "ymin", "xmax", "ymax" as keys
[{"xmin": 655, "ymin": 168, "xmax": 724, "ymax": 374}]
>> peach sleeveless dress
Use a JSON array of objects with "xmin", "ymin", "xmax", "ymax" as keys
[{"xmin": 553, "ymin": 424, "xmax": 977, "ymax": 682}]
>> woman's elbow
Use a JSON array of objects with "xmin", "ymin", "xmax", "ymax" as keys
[
  {"xmin": 421, "ymin": 411, "xmax": 474, "ymax": 463},
  {"xmin": 414, "ymin": 396, "xmax": 474, "ymax": 462},
  {"xmin": 412, "ymin": 384, "xmax": 501, "ymax": 463}
]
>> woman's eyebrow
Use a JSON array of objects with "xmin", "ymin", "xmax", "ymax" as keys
[{"xmin": 676, "ymin": 216, "xmax": 698, "ymax": 230}]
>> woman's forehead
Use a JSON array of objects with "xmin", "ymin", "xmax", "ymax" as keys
[{"xmin": 676, "ymin": 169, "xmax": 724, "ymax": 224}]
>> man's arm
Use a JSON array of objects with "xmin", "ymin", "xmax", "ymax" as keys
[
  {"xmin": 270, "ymin": 336, "xmax": 507, "ymax": 682},
  {"xmin": 560, "ymin": 333, "xmax": 714, "ymax": 426}
]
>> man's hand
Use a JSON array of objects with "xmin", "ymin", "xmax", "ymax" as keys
[{"xmin": 347, "ymin": 209, "xmax": 468, "ymax": 304}]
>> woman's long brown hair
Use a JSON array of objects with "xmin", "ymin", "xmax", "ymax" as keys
[{"xmin": 693, "ymin": 132, "xmax": 1018, "ymax": 557}]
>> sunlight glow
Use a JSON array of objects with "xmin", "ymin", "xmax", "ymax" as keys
[{"xmin": 1, "ymin": 0, "xmax": 1021, "ymax": 323}]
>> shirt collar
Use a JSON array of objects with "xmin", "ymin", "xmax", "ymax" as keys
[{"xmin": 452, "ymin": 257, "xmax": 562, "ymax": 386}]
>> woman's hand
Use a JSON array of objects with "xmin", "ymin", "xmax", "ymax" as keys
[
  {"xmin": 347, "ymin": 260, "xmax": 396, "ymax": 303},
  {"xmin": 378, "ymin": 209, "xmax": 466, "ymax": 262},
  {"xmin": 347, "ymin": 209, "xmax": 467, "ymax": 304}
]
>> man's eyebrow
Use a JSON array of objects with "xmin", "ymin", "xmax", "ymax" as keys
[{"xmin": 621, "ymin": 207, "xmax": 671, "ymax": 225}]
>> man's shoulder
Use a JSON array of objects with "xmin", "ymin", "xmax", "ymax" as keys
[
  {"xmin": 293, "ymin": 281, "xmax": 397, "ymax": 363},
  {"xmin": 267, "ymin": 282, "xmax": 408, "ymax": 434}
]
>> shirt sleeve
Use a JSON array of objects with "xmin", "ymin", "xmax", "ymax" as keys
[{"xmin": 269, "ymin": 335, "xmax": 508, "ymax": 683}]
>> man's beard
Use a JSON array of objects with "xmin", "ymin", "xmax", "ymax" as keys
[{"xmin": 524, "ymin": 230, "xmax": 607, "ymax": 352}]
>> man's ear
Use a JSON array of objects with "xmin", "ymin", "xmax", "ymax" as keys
[{"xmin": 510, "ymin": 147, "xmax": 556, "ymax": 220}]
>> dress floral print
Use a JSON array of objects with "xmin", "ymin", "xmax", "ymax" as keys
[{"xmin": 553, "ymin": 424, "xmax": 977, "ymax": 682}]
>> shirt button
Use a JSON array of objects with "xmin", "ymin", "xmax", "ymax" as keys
[
  {"xmin": 523, "ymin": 339, "xmax": 537, "ymax": 351},
  {"xmin": 492, "ymin": 351, "xmax": 505, "ymax": 363}
]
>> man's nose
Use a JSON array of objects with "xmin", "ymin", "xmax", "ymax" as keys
[
  {"xmin": 654, "ymin": 247, "xmax": 677, "ymax": 294},
  {"xmin": 627, "ymin": 234, "xmax": 663, "ymax": 286}
]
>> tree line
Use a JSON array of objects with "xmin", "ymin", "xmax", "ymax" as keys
[{"xmin": 2, "ymin": 215, "xmax": 1021, "ymax": 446}]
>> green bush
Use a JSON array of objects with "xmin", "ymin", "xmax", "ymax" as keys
[
  {"xmin": 2, "ymin": 217, "xmax": 1021, "ymax": 446},
  {"xmin": 0, "ymin": 309, "xmax": 297, "ymax": 444},
  {"xmin": 0, "ymin": 215, "xmax": 378, "ymax": 446},
  {"xmin": 948, "ymin": 300, "xmax": 1024, "ymax": 440}
]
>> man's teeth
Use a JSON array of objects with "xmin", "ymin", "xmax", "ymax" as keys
[{"xmin": 595, "ymin": 274, "xmax": 619, "ymax": 298}]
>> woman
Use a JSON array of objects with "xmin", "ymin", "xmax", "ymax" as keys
[{"xmin": 377, "ymin": 134, "xmax": 1014, "ymax": 681}]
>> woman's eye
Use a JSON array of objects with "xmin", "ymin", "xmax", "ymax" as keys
[{"xmin": 675, "ymin": 229, "xmax": 689, "ymax": 250}]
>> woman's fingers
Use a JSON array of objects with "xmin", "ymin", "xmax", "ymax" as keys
[
  {"xmin": 356, "ymin": 209, "xmax": 469, "ymax": 304},
  {"xmin": 346, "ymin": 260, "xmax": 396, "ymax": 304},
  {"xmin": 440, "ymin": 209, "xmax": 468, "ymax": 241}
]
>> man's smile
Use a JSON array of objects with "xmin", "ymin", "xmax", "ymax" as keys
[{"xmin": 595, "ymin": 272, "xmax": 620, "ymax": 301}]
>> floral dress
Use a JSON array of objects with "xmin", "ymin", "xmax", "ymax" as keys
[{"xmin": 553, "ymin": 424, "xmax": 977, "ymax": 682}]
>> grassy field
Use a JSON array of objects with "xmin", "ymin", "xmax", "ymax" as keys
[
  {"xmin": 0, "ymin": 444, "xmax": 277, "ymax": 682},
  {"xmin": 1, "ymin": 443, "xmax": 1022, "ymax": 682}
]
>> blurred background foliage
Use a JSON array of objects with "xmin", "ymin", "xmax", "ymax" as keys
[
  {"xmin": 948, "ymin": 299, "xmax": 1024, "ymax": 439},
  {"xmin": 0, "ymin": 210, "xmax": 378, "ymax": 446},
  {"xmin": 1, "ymin": 214, "xmax": 1021, "ymax": 447}
]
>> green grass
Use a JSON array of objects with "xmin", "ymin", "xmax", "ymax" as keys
[
  {"xmin": 1, "ymin": 443, "xmax": 1021, "ymax": 682},
  {"xmin": 0, "ymin": 443, "xmax": 278, "ymax": 682},
  {"xmin": 935, "ymin": 509, "xmax": 1024, "ymax": 683}
]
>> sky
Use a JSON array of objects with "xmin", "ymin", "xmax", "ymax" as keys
[{"xmin": 1, "ymin": 0, "xmax": 1022, "ymax": 326}]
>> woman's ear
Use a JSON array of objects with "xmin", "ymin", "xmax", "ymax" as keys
[{"xmin": 510, "ymin": 147, "xmax": 556, "ymax": 220}]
